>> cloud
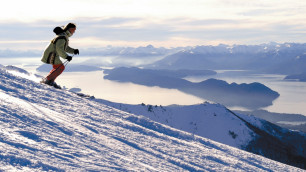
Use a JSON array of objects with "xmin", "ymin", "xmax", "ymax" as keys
[
  {"xmin": 1, "ymin": 13, "xmax": 306, "ymax": 50},
  {"xmin": 0, "ymin": 0, "xmax": 306, "ymax": 50}
]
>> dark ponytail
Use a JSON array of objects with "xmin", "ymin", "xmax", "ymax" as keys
[{"xmin": 53, "ymin": 26, "xmax": 64, "ymax": 35}]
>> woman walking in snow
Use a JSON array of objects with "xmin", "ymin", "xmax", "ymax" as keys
[{"xmin": 41, "ymin": 23, "xmax": 79, "ymax": 89}]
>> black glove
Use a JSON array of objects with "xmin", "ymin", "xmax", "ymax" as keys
[
  {"xmin": 67, "ymin": 55, "xmax": 73, "ymax": 62},
  {"xmin": 74, "ymin": 49, "xmax": 79, "ymax": 55}
]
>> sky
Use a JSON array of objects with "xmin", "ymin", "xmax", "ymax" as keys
[{"xmin": 0, "ymin": 0, "xmax": 306, "ymax": 50}]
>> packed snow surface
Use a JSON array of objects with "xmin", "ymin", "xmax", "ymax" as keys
[{"xmin": 0, "ymin": 68, "xmax": 302, "ymax": 171}]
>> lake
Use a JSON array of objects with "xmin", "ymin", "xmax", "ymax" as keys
[
  {"xmin": 2, "ymin": 57, "xmax": 306, "ymax": 116},
  {"xmin": 184, "ymin": 70, "xmax": 306, "ymax": 116}
]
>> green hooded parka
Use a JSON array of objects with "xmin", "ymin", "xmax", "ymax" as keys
[{"xmin": 41, "ymin": 30, "xmax": 76, "ymax": 65}]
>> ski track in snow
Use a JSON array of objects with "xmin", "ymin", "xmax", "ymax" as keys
[{"xmin": 0, "ymin": 69, "xmax": 303, "ymax": 171}]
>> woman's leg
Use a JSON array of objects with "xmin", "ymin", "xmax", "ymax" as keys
[{"xmin": 46, "ymin": 64, "xmax": 65, "ymax": 82}]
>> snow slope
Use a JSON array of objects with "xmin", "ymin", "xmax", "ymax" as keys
[
  {"xmin": 0, "ymin": 68, "xmax": 303, "ymax": 171},
  {"xmin": 97, "ymin": 100, "xmax": 306, "ymax": 169}
]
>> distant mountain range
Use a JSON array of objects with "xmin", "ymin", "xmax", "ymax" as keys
[
  {"xmin": 0, "ymin": 45, "xmax": 183, "ymax": 58},
  {"xmin": 80, "ymin": 45, "xmax": 184, "ymax": 57},
  {"xmin": 285, "ymin": 72, "xmax": 306, "ymax": 82},
  {"xmin": 148, "ymin": 43, "xmax": 306, "ymax": 75},
  {"xmin": 6, "ymin": 42, "xmax": 306, "ymax": 78}
]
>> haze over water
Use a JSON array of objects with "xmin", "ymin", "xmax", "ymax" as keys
[{"xmin": 6, "ymin": 57, "xmax": 306, "ymax": 117}]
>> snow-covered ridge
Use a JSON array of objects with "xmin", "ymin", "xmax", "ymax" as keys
[
  {"xmin": 95, "ymin": 99, "xmax": 306, "ymax": 169},
  {"xmin": 0, "ymin": 67, "xmax": 303, "ymax": 171},
  {"xmin": 97, "ymin": 100, "xmax": 255, "ymax": 149}
]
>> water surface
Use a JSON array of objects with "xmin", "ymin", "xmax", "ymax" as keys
[{"xmin": 2, "ymin": 57, "xmax": 306, "ymax": 116}]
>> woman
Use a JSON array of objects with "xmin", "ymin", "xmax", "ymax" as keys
[{"xmin": 41, "ymin": 23, "xmax": 79, "ymax": 88}]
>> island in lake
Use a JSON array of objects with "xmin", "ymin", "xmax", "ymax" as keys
[{"xmin": 103, "ymin": 67, "xmax": 279, "ymax": 109}]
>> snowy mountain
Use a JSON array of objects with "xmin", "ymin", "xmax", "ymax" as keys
[
  {"xmin": 149, "ymin": 43, "xmax": 306, "ymax": 75},
  {"xmin": 94, "ymin": 99, "xmax": 306, "ymax": 169},
  {"xmin": 235, "ymin": 110, "xmax": 306, "ymax": 133},
  {"xmin": 0, "ymin": 45, "xmax": 183, "ymax": 58},
  {"xmin": 0, "ymin": 67, "xmax": 304, "ymax": 171},
  {"xmin": 81, "ymin": 45, "xmax": 184, "ymax": 57},
  {"xmin": 7, "ymin": 42, "xmax": 306, "ymax": 73}
]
